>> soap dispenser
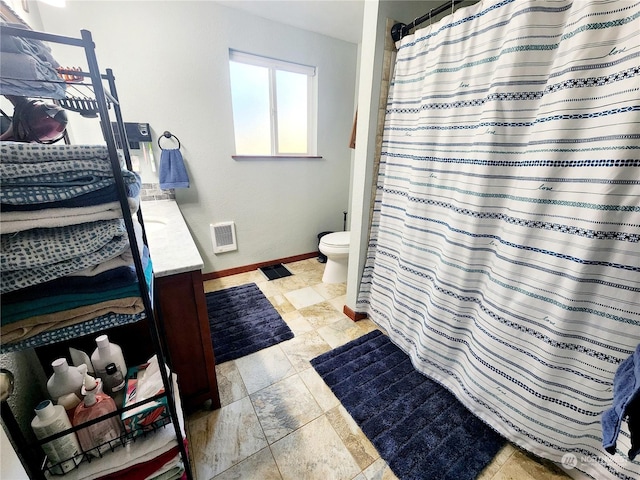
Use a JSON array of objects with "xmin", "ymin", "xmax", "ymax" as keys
[{"xmin": 73, "ymin": 371, "xmax": 123, "ymax": 456}]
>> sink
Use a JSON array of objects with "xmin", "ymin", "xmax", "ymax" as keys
[{"xmin": 144, "ymin": 218, "xmax": 168, "ymax": 234}]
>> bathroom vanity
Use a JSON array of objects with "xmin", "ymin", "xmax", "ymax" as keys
[{"xmin": 142, "ymin": 200, "xmax": 220, "ymax": 411}]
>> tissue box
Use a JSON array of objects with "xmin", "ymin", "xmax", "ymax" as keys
[{"xmin": 121, "ymin": 362, "xmax": 168, "ymax": 434}]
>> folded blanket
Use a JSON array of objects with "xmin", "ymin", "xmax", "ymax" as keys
[
  {"xmin": 602, "ymin": 344, "xmax": 640, "ymax": 460},
  {"xmin": 0, "ymin": 52, "xmax": 66, "ymax": 98},
  {"xmin": 0, "ymin": 311, "xmax": 147, "ymax": 353},
  {"xmin": 0, "ymin": 22, "xmax": 65, "ymax": 98},
  {"xmin": 0, "ymin": 257, "xmax": 153, "ymax": 351},
  {"xmin": 1, "ymin": 296, "xmax": 144, "ymax": 344},
  {"xmin": 1, "ymin": 248, "xmax": 150, "ymax": 323},
  {"xmin": 68, "ymin": 220, "xmax": 144, "ymax": 277},
  {"xmin": 0, "ymin": 142, "xmax": 116, "ymax": 164},
  {"xmin": 2, "ymin": 218, "xmax": 126, "ymax": 270},
  {"xmin": 0, "ymin": 142, "xmax": 140, "ymax": 207},
  {"xmin": 2, "ymin": 181, "xmax": 141, "ymax": 212},
  {"xmin": 1, "ymin": 166, "xmax": 140, "ymax": 208},
  {"xmin": 1, "ymin": 22, "xmax": 60, "ymax": 66},
  {"xmin": 1, "ymin": 197, "xmax": 139, "ymax": 234},
  {"xmin": 159, "ymin": 149, "xmax": 189, "ymax": 189},
  {"xmin": 1, "ymin": 219, "xmax": 132, "ymax": 293},
  {"xmin": 1, "ymin": 264, "xmax": 138, "ymax": 304}
]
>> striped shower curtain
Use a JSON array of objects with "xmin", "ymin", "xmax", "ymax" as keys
[{"xmin": 357, "ymin": 1, "xmax": 640, "ymax": 479}]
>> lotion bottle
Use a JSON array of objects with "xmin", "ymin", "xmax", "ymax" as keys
[
  {"xmin": 73, "ymin": 371, "xmax": 123, "ymax": 457},
  {"xmin": 31, "ymin": 400, "xmax": 82, "ymax": 474},
  {"xmin": 91, "ymin": 335, "xmax": 127, "ymax": 387}
]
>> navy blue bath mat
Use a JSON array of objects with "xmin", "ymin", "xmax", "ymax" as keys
[
  {"xmin": 206, "ymin": 283, "xmax": 294, "ymax": 363},
  {"xmin": 311, "ymin": 330, "xmax": 506, "ymax": 480}
]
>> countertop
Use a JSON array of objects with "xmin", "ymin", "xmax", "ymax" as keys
[{"xmin": 141, "ymin": 200, "xmax": 204, "ymax": 277}]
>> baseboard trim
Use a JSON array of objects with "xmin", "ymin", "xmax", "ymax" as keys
[
  {"xmin": 202, "ymin": 252, "xmax": 319, "ymax": 280},
  {"xmin": 343, "ymin": 305, "xmax": 368, "ymax": 322}
]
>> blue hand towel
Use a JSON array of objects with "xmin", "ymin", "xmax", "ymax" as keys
[
  {"xmin": 602, "ymin": 344, "xmax": 640, "ymax": 460},
  {"xmin": 159, "ymin": 148, "xmax": 190, "ymax": 189}
]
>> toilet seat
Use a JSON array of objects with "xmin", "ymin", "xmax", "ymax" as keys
[{"xmin": 319, "ymin": 231, "xmax": 350, "ymax": 249}]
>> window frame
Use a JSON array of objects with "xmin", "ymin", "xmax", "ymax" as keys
[{"xmin": 229, "ymin": 49, "xmax": 319, "ymax": 158}]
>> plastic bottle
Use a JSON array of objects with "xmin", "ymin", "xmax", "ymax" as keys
[
  {"xmin": 103, "ymin": 362, "xmax": 126, "ymax": 408},
  {"xmin": 69, "ymin": 347, "xmax": 95, "ymax": 376},
  {"xmin": 91, "ymin": 335, "xmax": 127, "ymax": 387},
  {"xmin": 31, "ymin": 400, "xmax": 82, "ymax": 474},
  {"xmin": 47, "ymin": 358, "xmax": 84, "ymax": 402},
  {"xmin": 73, "ymin": 371, "xmax": 123, "ymax": 457}
]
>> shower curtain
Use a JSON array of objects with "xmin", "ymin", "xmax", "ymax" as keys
[{"xmin": 357, "ymin": 1, "xmax": 640, "ymax": 479}]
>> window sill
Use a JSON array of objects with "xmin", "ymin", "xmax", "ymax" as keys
[{"xmin": 232, "ymin": 155, "xmax": 323, "ymax": 160}]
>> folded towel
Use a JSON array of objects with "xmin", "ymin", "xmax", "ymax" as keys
[
  {"xmin": 159, "ymin": 149, "xmax": 189, "ymax": 189},
  {"xmin": 1, "ymin": 197, "xmax": 139, "ymax": 234},
  {"xmin": 95, "ymin": 446, "xmax": 180, "ymax": 480},
  {"xmin": 1, "ymin": 247, "xmax": 150, "ymax": 323},
  {"xmin": 602, "ymin": 344, "xmax": 640, "ymax": 460},
  {"xmin": 1, "ymin": 296, "xmax": 145, "ymax": 344}
]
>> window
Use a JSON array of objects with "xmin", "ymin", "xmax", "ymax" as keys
[{"xmin": 229, "ymin": 50, "xmax": 317, "ymax": 156}]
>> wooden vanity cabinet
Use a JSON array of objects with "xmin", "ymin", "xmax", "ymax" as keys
[{"xmin": 154, "ymin": 269, "xmax": 221, "ymax": 411}]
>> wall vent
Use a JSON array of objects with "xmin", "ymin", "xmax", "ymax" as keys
[{"xmin": 211, "ymin": 221, "xmax": 237, "ymax": 253}]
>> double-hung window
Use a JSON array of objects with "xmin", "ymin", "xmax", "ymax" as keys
[{"xmin": 229, "ymin": 50, "xmax": 317, "ymax": 157}]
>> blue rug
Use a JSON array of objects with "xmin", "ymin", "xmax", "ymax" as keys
[
  {"xmin": 311, "ymin": 330, "xmax": 506, "ymax": 480},
  {"xmin": 206, "ymin": 283, "xmax": 294, "ymax": 364}
]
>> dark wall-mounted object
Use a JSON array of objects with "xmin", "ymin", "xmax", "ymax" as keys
[
  {"xmin": 111, "ymin": 122, "xmax": 151, "ymax": 150},
  {"xmin": 158, "ymin": 130, "xmax": 181, "ymax": 150},
  {"xmin": 391, "ymin": 0, "xmax": 465, "ymax": 41}
]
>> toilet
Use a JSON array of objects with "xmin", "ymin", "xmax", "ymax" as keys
[{"xmin": 318, "ymin": 231, "xmax": 350, "ymax": 283}]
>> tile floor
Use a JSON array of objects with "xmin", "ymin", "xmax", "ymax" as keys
[{"xmin": 187, "ymin": 258, "xmax": 570, "ymax": 480}]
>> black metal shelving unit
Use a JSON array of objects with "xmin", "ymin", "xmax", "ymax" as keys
[{"xmin": 0, "ymin": 25, "xmax": 192, "ymax": 480}]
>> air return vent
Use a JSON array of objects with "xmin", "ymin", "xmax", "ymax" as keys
[{"xmin": 211, "ymin": 221, "xmax": 237, "ymax": 253}]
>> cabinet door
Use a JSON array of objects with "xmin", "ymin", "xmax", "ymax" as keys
[{"xmin": 154, "ymin": 271, "xmax": 220, "ymax": 411}]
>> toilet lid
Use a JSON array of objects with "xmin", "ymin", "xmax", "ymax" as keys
[{"xmin": 321, "ymin": 231, "xmax": 350, "ymax": 247}]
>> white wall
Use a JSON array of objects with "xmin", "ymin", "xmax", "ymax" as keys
[
  {"xmin": 346, "ymin": 0, "xmax": 460, "ymax": 312},
  {"xmin": 37, "ymin": 0, "xmax": 358, "ymax": 273}
]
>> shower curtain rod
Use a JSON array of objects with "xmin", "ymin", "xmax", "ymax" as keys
[{"xmin": 391, "ymin": 0, "xmax": 465, "ymax": 42}]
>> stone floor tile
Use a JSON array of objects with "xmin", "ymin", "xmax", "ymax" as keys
[
  {"xmin": 188, "ymin": 396, "xmax": 267, "ymax": 480},
  {"xmin": 270, "ymin": 415, "xmax": 361, "ymax": 480},
  {"xmin": 250, "ymin": 375, "xmax": 323, "ymax": 444},
  {"xmin": 211, "ymin": 447, "xmax": 283, "ymax": 480},
  {"xmin": 235, "ymin": 344, "xmax": 296, "ymax": 394}
]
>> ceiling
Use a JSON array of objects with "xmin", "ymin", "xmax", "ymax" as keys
[{"xmin": 215, "ymin": 0, "xmax": 365, "ymax": 44}]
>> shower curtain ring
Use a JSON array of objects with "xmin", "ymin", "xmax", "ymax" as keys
[{"xmin": 429, "ymin": 9, "xmax": 433, "ymax": 25}]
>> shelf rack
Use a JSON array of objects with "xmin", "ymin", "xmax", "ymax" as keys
[{"xmin": 0, "ymin": 25, "xmax": 192, "ymax": 480}]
